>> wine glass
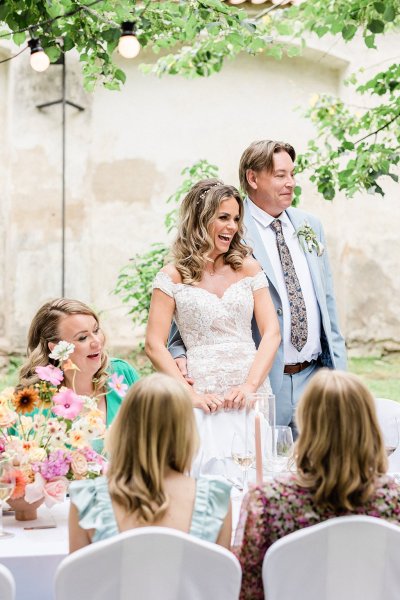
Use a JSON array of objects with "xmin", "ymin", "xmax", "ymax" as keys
[
  {"xmin": 383, "ymin": 417, "xmax": 400, "ymax": 457},
  {"xmin": 268, "ymin": 426, "xmax": 294, "ymax": 473},
  {"xmin": 231, "ymin": 431, "xmax": 255, "ymax": 491},
  {"xmin": 0, "ymin": 458, "xmax": 16, "ymax": 539}
]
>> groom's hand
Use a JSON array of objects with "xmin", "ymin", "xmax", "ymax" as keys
[{"xmin": 175, "ymin": 357, "xmax": 195, "ymax": 385}]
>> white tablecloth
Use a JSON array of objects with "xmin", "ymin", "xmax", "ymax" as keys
[{"xmin": 0, "ymin": 502, "xmax": 69, "ymax": 600}]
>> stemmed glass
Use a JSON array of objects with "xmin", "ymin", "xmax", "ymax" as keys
[
  {"xmin": 383, "ymin": 417, "xmax": 400, "ymax": 457},
  {"xmin": 0, "ymin": 458, "xmax": 16, "ymax": 538},
  {"xmin": 266, "ymin": 426, "xmax": 294, "ymax": 473},
  {"xmin": 231, "ymin": 431, "xmax": 255, "ymax": 491}
]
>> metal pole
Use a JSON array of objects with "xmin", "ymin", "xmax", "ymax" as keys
[
  {"xmin": 36, "ymin": 54, "xmax": 84, "ymax": 298},
  {"xmin": 61, "ymin": 54, "xmax": 66, "ymax": 296}
]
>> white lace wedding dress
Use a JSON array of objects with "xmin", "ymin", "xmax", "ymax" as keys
[{"xmin": 153, "ymin": 270, "xmax": 272, "ymax": 475}]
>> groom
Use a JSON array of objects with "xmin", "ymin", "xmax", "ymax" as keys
[
  {"xmin": 238, "ymin": 140, "xmax": 346, "ymax": 426},
  {"xmin": 171, "ymin": 139, "xmax": 346, "ymax": 427}
]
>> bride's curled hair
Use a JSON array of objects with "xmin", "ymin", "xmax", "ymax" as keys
[
  {"xmin": 172, "ymin": 178, "xmax": 252, "ymax": 284},
  {"xmin": 107, "ymin": 374, "xmax": 199, "ymax": 524}
]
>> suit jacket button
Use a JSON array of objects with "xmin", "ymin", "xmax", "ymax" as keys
[{"xmin": 277, "ymin": 308, "xmax": 283, "ymax": 316}]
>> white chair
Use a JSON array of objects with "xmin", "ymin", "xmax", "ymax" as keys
[
  {"xmin": 374, "ymin": 397, "xmax": 400, "ymax": 425},
  {"xmin": 375, "ymin": 397, "xmax": 400, "ymax": 470},
  {"xmin": 0, "ymin": 564, "xmax": 15, "ymax": 600},
  {"xmin": 263, "ymin": 515, "xmax": 400, "ymax": 600},
  {"xmin": 55, "ymin": 527, "xmax": 242, "ymax": 600}
]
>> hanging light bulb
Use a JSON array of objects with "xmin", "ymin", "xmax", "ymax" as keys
[
  {"xmin": 28, "ymin": 38, "xmax": 50, "ymax": 72},
  {"xmin": 118, "ymin": 22, "xmax": 141, "ymax": 59}
]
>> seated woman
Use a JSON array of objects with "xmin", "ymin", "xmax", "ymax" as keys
[
  {"xmin": 234, "ymin": 369, "xmax": 400, "ymax": 600},
  {"xmin": 68, "ymin": 374, "xmax": 232, "ymax": 552},
  {"xmin": 18, "ymin": 298, "xmax": 139, "ymax": 450}
]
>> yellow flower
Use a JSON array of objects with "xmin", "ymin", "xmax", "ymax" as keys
[
  {"xmin": 0, "ymin": 387, "xmax": 15, "ymax": 404},
  {"xmin": 68, "ymin": 430, "xmax": 88, "ymax": 449},
  {"xmin": 71, "ymin": 451, "xmax": 88, "ymax": 478},
  {"xmin": 13, "ymin": 387, "xmax": 39, "ymax": 414},
  {"xmin": 28, "ymin": 447, "xmax": 47, "ymax": 462},
  {"xmin": 0, "ymin": 405, "xmax": 17, "ymax": 427},
  {"xmin": 309, "ymin": 93, "xmax": 319, "ymax": 108}
]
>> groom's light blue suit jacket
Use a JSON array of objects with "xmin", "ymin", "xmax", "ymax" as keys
[{"xmin": 243, "ymin": 198, "xmax": 346, "ymax": 395}]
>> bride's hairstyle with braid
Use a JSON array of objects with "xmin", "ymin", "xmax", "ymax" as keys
[
  {"xmin": 107, "ymin": 374, "xmax": 198, "ymax": 524},
  {"xmin": 172, "ymin": 179, "xmax": 252, "ymax": 284},
  {"xmin": 18, "ymin": 298, "xmax": 109, "ymax": 395}
]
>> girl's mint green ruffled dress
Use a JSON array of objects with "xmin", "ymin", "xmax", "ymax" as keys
[{"xmin": 69, "ymin": 475, "xmax": 231, "ymax": 543}]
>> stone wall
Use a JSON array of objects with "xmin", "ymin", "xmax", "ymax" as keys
[{"xmin": 0, "ymin": 33, "xmax": 399, "ymax": 357}]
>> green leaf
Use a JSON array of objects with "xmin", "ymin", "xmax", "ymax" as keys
[
  {"xmin": 342, "ymin": 24, "xmax": 357, "ymax": 41},
  {"xmin": 367, "ymin": 19, "xmax": 385, "ymax": 33},
  {"xmin": 267, "ymin": 45, "xmax": 283, "ymax": 60},
  {"xmin": 276, "ymin": 22, "xmax": 292, "ymax": 36},
  {"xmin": 45, "ymin": 46, "xmax": 62, "ymax": 62},
  {"xmin": 115, "ymin": 68, "xmax": 127, "ymax": 83},
  {"xmin": 364, "ymin": 34, "xmax": 376, "ymax": 49},
  {"xmin": 13, "ymin": 32, "xmax": 26, "ymax": 45},
  {"xmin": 287, "ymin": 45, "xmax": 301, "ymax": 58},
  {"xmin": 373, "ymin": 2, "xmax": 385, "ymax": 13},
  {"xmin": 383, "ymin": 5, "xmax": 396, "ymax": 22}
]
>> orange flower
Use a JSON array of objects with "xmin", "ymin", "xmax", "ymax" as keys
[
  {"xmin": 13, "ymin": 387, "xmax": 39, "ymax": 414},
  {"xmin": 3, "ymin": 469, "xmax": 27, "ymax": 500},
  {"xmin": 62, "ymin": 359, "xmax": 80, "ymax": 372}
]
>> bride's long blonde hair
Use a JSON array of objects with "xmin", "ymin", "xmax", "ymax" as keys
[{"xmin": 172, "ymin": 179, "xmax": 252, "ymax": 284}]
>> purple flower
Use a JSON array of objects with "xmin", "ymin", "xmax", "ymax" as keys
[{"xmin": 39, "ymin": 449, "xmax": 72, "ymax": 481}]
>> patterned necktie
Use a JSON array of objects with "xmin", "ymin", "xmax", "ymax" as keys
[{"xmin": 270, "ymin": 219, "xmax": 308, "ymax": 352}]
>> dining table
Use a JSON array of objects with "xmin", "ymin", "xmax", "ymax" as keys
[{"xmin": 0, "ymin": 502, "xmax": 69, "ymax": 600}]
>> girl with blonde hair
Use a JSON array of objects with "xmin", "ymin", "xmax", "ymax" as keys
[
  {"xmin": 234, "ymin": 369, "xmax": 400, "ymax": 599},
  {"xmin": 69, "ymin": 374, "xmax": 232, "ymax": 551},
  {"xmin": 19, "ymin": 298, "xmax": 139, "ymax": 448},
  {"xmin": 146, "ymin": 179, "xmax": 280, "ymax": 474}
]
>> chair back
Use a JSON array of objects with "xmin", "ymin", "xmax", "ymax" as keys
[
  {"xmin": 55, "ymin": 527, "xmax": 241, "ymax": 600},
  {"xmin": 0, "ymin": 564, "xmax": 15, "ymax": 600},
  {"xmin": 263, "ymin": 515, "xmax": 400, "ymax": 600},
  {"xmin": 375, "ymin": 397, "xmax": 400, "ymax": 470}
]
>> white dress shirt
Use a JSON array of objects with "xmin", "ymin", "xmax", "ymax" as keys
[{"xmin": 248, "ymin": 199, "xmax": 321, "ymax": 364}]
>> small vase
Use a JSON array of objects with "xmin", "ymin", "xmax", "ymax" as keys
[{"xmin": 7, "ymin": 497, "xmax": 45, "ymax": 521}]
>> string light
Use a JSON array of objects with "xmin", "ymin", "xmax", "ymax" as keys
[
  {"xmin": 28, "ymin": 38, "xmax": 50, "ymax": 72},
  {"xmin": 118, "ymin": 22, "xmax": 141, "ymax": 59}
]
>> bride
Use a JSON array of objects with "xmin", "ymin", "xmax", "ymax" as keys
[{"xmin": 145, "ymin": 179, "xmax": 280, "ymax": 473}]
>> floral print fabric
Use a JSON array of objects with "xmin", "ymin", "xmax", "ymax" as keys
[{"xmin": 233, "ymin": 474, "xmax": 400, "ymax": 600}]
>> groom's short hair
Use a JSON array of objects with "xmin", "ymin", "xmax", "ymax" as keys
[{"xmin": 239, "ymin": 140, "xmax": 296, "ymax": 194}]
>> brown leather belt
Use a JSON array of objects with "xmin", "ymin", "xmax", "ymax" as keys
[{"xmin": 284, "ymin": 360, "xmax": 313, "ymax": 375}]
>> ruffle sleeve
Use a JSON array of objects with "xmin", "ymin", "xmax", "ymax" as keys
[
  {"xmin": 152, "ymin": 271, "xmax": 175, "ymax": 298},
  {"xmin": 190, "ymin": 475, "xmax": 231, "ymax": 543},
  {"xmin": 250, "ymin": 270, "xmax": 269, "ymax": 292},
  {"xmin": 69, "ymin": 476, "xmax": 118, "ymax": 542}
]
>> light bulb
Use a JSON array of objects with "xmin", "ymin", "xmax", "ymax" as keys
[
  {"xmin": 28, "ymin": 38, "xmax": 50, "ymax": 72},
  {"xmin": 30, "ymin": 50, "xmax": 50, "ymax": 72},
  {"xmin": 118, "ymin": 22, "xmax": 141, "ymax": 59},
  {"xmin": 118, "ymin": 34, "xmax": 141, "ymax": 59}
]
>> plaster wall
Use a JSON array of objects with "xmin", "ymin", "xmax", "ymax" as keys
[{"xmin": 0, "ymin": 32, "xmax": 399, "ymax": 355}]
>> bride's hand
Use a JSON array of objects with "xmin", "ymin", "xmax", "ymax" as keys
[
  {"xmin": 224, "ymin": 384, "xmax": 256, "ymax": 411},
  {"xmin": 192, "ymin": 392, "xmax": 223, "ymax": 414}
]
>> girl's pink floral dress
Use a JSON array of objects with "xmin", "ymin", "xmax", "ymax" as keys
[{"xmin": 233, "ymin": 474, "xmax": 400, "ymax": 600}]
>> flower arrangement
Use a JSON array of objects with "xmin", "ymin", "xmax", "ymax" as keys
[
  {"xmin": 0, "ymin": 341, "xmax": 110, "ymax": 508},
  {"xmin": 295, "ymin": 221, "xmax": 324, "ymax": 257}
]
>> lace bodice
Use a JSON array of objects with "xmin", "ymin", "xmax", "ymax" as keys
[{"xmin": 153, "ymin": 270, "xmax": 271, "ymax": 395}]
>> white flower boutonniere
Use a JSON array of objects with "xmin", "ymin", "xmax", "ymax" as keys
[{"xmin": 295, "ymin": 221, "xmax": 324, "ymax": 256}]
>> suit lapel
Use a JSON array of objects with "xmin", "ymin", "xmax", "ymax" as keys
[
  {"xmin": 243, "ymin": 198, "xmax": 280, "ymax": 294},
  {"xmin": 286, "ymin": 208, "xmax": 324, "ymax": 302}
]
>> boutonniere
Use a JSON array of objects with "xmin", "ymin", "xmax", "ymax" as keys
[{"xmin": 294, "ymin": 221, "xmax": 324, "ymax": 256}]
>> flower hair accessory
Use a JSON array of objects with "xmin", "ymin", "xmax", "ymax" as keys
[
  {"xmin": 294, "ymin": 221, "xmax": 324, "ymax": 256},
  {"xmin": 198, "ymin": 183, "xmax": 221, "ymax": 203}
]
